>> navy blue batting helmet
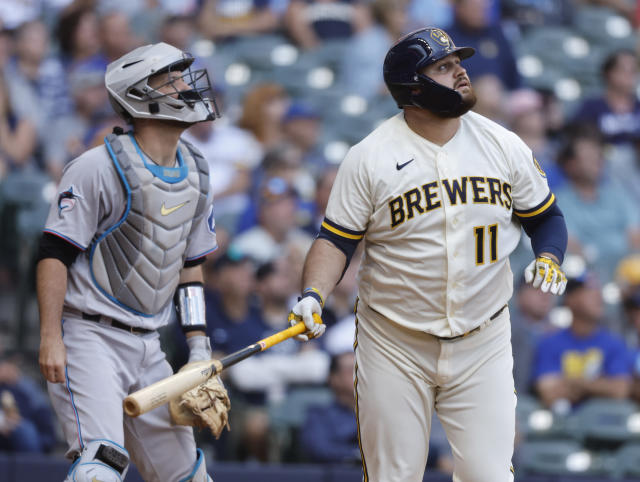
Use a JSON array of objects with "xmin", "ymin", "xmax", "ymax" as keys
[{"xmin": 383, "ymin": 27, "xmax": 475, "ymax": 116}]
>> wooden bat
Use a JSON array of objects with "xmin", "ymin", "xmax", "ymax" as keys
[{"xmin": 123, "ymin": 314, "xmax": 321, "ymax": 417}]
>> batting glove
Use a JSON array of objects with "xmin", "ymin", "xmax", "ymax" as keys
[
  {"xmin": 289, "ymin": 288, "xmax": 326, "ymax": 341},
  {"xmin": 186, "ymin": 335, "xmax": 212, "ymax": 363},
  {"xmin": 524, "ymin": 256, "xmax": 567, "ymax": 295}
]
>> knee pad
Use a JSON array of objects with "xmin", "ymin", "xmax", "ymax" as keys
[
  {"xmin": 179, "ymin": 448, "xmax": 213, "ymax": 482},
  {"xmin": 65, "ymin": 439, "xmax": 130, "ymax": 482}
]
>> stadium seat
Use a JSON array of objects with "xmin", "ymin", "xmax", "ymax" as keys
[
  {"xmin": 568, "ymin": 398, "xmax": 640, "ymax": 446},
  {"xmin": 611, "ymin": 443, "xmax": 640, "ymax": 478},
  {"xmin": 268, "ymin": 385, "xmax": 334, "ymax": 462},
  {"xmin": 516, "ymin": 439, "xmax": 611, "ymax": 476}
]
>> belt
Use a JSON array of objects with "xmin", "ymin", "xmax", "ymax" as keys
[
  {"xmin": 435, "ymin": 305, "xmax": 506, "ymax": 341},
  {"xmin": 80, "ymin": 312, "xmax": 154, "ymax": 335}
]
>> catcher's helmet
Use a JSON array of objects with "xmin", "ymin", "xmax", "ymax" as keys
[
  {"xmin": 383, "ymin": 27, "xmax": 475, "ymax": 116},
  {"xmin": 105, "ymin": 42, "xmax": 219, "ymax": 124}
]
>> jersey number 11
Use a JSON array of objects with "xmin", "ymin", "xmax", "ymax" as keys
[{"xmin": 474, "ymin": 224, "xmax": 498, "ymax": 265}]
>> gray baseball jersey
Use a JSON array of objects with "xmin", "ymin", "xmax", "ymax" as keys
[
  {"xmin": 44, "ymin": 135, "xmax": 217, "ymax": 480},
  {"xmin": 43, "ymin": 139, "xmax": 217, "ymax": 330}
]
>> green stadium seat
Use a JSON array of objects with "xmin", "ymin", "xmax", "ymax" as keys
[
  {"xmin": 516, "ymin": 439, "xmax": 611, "ymax": 476},
  {"xmin": 569, "ymin": 398, "xmax": 640, "ymax": 446}
]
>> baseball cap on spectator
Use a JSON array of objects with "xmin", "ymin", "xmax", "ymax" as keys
[
  {"xmin": 283, "ymin": 102, "xmax": 319, "ymax": 123},
  {"xmin": 259, "ymin": 176, "xmax": 297, "ymax": 204},
  {"xmin": 564, "ymin": 269, "xmax": 599, "ymax": 296},
  {"xmin": 213, "ymin": 245, "xmax": 250, "ymax": 271}
]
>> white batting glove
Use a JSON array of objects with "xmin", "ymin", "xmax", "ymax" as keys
[
  {"xmin": 524, "ymin": 256, "xmax": 567, "ymax": 295},
  {"xmin": 186, "ymin": 335, "xmax": 212, "ymax": 363},
  {"xmin": 289, "ymin": 290, "xmax": 326, "ymax": 341}
]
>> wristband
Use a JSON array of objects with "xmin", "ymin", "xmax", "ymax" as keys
[
  {"xmin": 174, "ymin": 282, "xmax": 206, "ymax": 332},
  {"xmin": 302, "ymin": 287, "xmax": 324, "ymax": 308}
]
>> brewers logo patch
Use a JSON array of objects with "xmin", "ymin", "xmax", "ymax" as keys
[
  {"xmin": 533, "ymin": 157, "xmax": 546, "ymax": 178},
  {"xmin": 57, "ymin": 185, "xmax": 83, "ymax": 216},
  {"xmin": 430, "ymin": 29, "xmax": 450, "ymax": 47}
]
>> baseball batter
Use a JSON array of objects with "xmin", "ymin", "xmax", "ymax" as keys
[
  {"xmin": 289, "ymin": 28, "xmax": 568, "ymax": 481},
  {"xmin": 37, "ymin": 43, "xmax": 227, "ymax": 481}
]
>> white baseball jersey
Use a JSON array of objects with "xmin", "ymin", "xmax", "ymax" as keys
[
  {"xmin": 43, "ymin": 141, "xmax": 217, "ymax": 330},
  {"xmin": 325, "ymin": 111, "xmax": 553, "ymax": 337}
]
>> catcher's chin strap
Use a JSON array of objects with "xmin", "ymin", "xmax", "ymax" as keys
[{"xmin": 175, "ymin": 282, "xmax": 206, "ymax": 333}]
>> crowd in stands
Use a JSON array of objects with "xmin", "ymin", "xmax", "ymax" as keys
[{"xmin": 0, "ymin": 0, "xmax": 640, "ymax": 477}]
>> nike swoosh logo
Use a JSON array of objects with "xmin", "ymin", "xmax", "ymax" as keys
[
  {"xmin": 396, "ymin": 158, "xmax": 414, "ymax": 170},
  {"xmin": 161, "ymin": 200, "xmax": 189, "ymax": 216}
]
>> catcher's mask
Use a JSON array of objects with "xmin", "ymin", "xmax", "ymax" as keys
[
  {"xmin": 105, "ymin": 42, "xmax": 219, "ymax": 125},
  {"xmin": 383, "ymin": 27, "xmax": 475, "ymax": 117}
]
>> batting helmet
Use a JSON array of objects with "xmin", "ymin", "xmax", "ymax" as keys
[
  {"xmin": 383, "ymin": 27, "xmax": 475, "ymax": 116},
  {"xmin": 105, "ymin": 42, "xmax": 219, "ymax": 124}
]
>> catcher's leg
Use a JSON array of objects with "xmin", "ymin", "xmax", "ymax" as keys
[
  {"xmin": 64, "ymin": 439, "xmax": 129, "ymax": 482},
  {"xmin": 179, "ymin": 448, "xmax": 214, "ymax": 482},
  {"xmin": 123, "ymin": 336, "xmax": 201, "ymax": 482}
]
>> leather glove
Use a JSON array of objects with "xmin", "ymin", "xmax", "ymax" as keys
[
  {"xmin": 186, "ymin": 335, "xmax": 212, "ymax": 364},
  {"xmin": 289, "ymin": 289, "xmax": 326, "ymax": 341},
  {"xmin": 169, "ymin": 366, "xmax": 230, "ymax": 439},
  {"xmin": 524, "ymin": 256, "xmax": 567, "ymax": 295}
]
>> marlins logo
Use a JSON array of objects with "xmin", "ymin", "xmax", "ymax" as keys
[
  {"xmin": 430, "ymin": 28, "xmax": 450, "ymax": 47},
  {"xmin": 207, "ymin": 204, "xmax": 216, "ymax": 234},
  {"xmin": 57, "ymin": 185, "xmax": 83, "ymax": 216}
]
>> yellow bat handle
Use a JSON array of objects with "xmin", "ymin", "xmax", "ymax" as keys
[{"xmin": 259, "ymin": 313, "xmax": 323, "ymax": 350}]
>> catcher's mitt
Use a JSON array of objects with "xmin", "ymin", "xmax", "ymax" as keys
[{"xmin": 169, "ymin": 368, "xmax": 231, "ymax": 439}]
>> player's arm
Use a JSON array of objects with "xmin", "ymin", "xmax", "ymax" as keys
[
  {"xmin": 36, "ymin": 234, "xmax": 82, "ymax": 384},
  {"xmin": 517, "ymin": 193, "xmax": 569, "ymax": 294},
  {"xmin": 176, "ymin": 264, "xmax": 211, "ymax": 363}
]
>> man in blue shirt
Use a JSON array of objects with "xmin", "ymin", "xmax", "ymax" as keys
[{"xmin": 533, "ymin": 271, "xmax": 631, "ymax": 412}]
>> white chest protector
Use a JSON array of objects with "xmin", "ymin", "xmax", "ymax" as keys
[{"xmin": 90, "ymin": 132, "xmax": 209, "ymax": 316}]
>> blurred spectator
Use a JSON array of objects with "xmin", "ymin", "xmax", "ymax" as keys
[
  {"xmin": 183, "ymin": 117, "xmax": 262, "ymax": 233},
  {"xmin": 339, "ymin": 0, "xmax": 410, "ymax": 100},
  {"xmin": 43, "ymin": 61, "xmax": 113, "ymax": 178},
  {"xmin": 555, "ymin": 124, "xmax": 640, "ymax": 282},
  {"xmin": 232, "ymin": 176, "xmax": 314, "ymax": 264},
  {"xmin": 572, "ymin": 49, "xmax": 640, "ymax": 148},
  {"xmin": 303, "ymin": 164, "xmax": 338, "ymax": 235},
  {"xmin": 282, "ymin": 101, "xmax": 327, "ymax": 175},
  {"xmin": 471, "ymin": 73, "xmax": 506, "ymax": 124},
  {"xmin": 446, "ymin": 0, "xmax": 521, "ymax": 89},
  {"xmin": 160, "ymin": 14, "xmax": 197, "ymax": 50},
  {"xmin": 260, "ymin": 142, "xmax": 316, "ymax": 205},
  {"xmin": 506, "ymin": 88, "xmax": 565, "ymax": 189},
  {"xmin": 96, "ymin": 10, "xmax": 141, "ymax": 66},
  {"xmin": 0, "ymin": 69, "xmax": 39, "ymax": 177},
  {"xmin": 5, "ymin": 20, "xmax": 71, "ymax": 130},
  {"xmin": 55, "ymin": 5, "xmax": 101, "ymax": 69},
  {"xmin": 300, "ymin": 350, "xmax": 359, "ymax": 463},
  {"xmin": 284, "ymin": 0, "xmax": 371, "ymax": 50},
  {"xmin": 533, "ymin": 271, "xmax": 631, "ymax": 414},
  {"xmin": 226, "ymin": 256, "xmax": 330, "ymax": 460},
  {"xmin": 510, "ymin": 277, "xmax": 557, "ymax": 395},
  {"xmin": 623, "ymin": 287, "xmax": 640, "ymax": 403},
  {"xmin": 237, "ymin": 83, "xmax": 291, "ymax": 154},
  {"xmin": 198, "ymin": 0, "xmax": 280, "ymax": 43},
  {"xmin": 0, "ymin": 354, "xmax": 56, "ymax": 453},
  {"xmin": 406, "ymin": 0, "xmax": 454, "ymax": 30}
]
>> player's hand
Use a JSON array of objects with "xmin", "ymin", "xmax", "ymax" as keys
[
  {"xmin": 289, "ymin": 291, "xmax": 325, "ymax": 341},
  {"xmin": 186, "ymin": 334, "xmax": 212, "ymax": 363},
  {"xmin": 39, "ymin": 334, "xmax": 67, "ymax": 384},
  {"xmin": 524, "ymin": 256, "xmax": 567, "ymax": 295}
]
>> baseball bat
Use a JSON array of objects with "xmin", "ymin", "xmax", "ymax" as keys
[{"xmin": 123, "ymin": 314, "xmax": 321, "ymax": 417}]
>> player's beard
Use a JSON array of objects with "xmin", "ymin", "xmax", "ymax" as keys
[{"xmin": 435, "ymin": 87, "xmax": 477, "ymax": 119}]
